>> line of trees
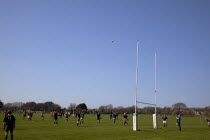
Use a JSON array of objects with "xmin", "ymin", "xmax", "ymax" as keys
[
  {"xmin": 0, "ymin": 101, "xmax": 61, "ymax": 112},
  {"xmin": 93, "ymin": 102, "xmax": 210, "ymax": 116},
  {"xmin": 0, "ymin": 100, "xmax": 88, "ymax": 113},
  {"xmin": 0, "ymin": 100, "xmax": 210, "ymax": 116}
]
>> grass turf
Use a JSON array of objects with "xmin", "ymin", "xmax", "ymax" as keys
[{"xmin": 1, "ymin": 114, "xmax": 210, "ymax": 140}]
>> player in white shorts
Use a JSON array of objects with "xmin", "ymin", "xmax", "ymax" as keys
[{"xmin": 162, "ymin": 114, "xmax": 168, "ymax": 127}]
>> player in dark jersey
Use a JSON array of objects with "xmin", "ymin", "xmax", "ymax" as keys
[
  {"xmin": 76, "ymin": 112, "xmax": 81, "ymax": 126},
  {"xmin": 22, "ymin": 111, "xmax": 26, "ymax": 120},
  {"xmin": 162, "ymin": 114, "xmax": 168, "ymax": 127},
  {"xmin": 176, "ymin": 114, "xmax": 181, "ymax": 131},
  {"xmin": 123, "ymin": 113, "xmax": 128, "ymax": 125},
  {"xmin": 113, "ymin": 113, "xmax": 118, "ymax": 124},
  {"xmin": 65, "ymin": 112, "xmax": 69, "ymax": 122},
  {"xmin": 3, "ymin": 110, "xmax": 16, "ymax": 140},
  {"xmin": 27, "ymin": 111, "xmax": 33, "ymax": 120},
  {"xmin": 41, "ymin": 112, "xmax": 44, "ymax": 120},
  {"xmin": 96, "ymin": 113, "xmax": 101, "ymax": 124},
  {"xmin": 53, "ymin": 111, "xmax": 58, "ymax": 124}
]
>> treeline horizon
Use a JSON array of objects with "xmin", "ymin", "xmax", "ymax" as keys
[{"xmin": 0, "ymin": 100, "xmax": 210, "ymax": 116}]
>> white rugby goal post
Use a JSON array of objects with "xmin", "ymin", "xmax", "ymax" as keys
[{"xmin": 133, "ymin": 41, "xmax": 158, "ymax": 131}]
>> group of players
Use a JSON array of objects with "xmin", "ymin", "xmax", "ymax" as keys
[
  {"xmin": 162, "ymin": 113, "xmax": 210, "ymax": 131},
  {"xmin": 21, "ymin": 111, "xmax": 210, "ymax": 131},
  {"xmin": 50, "ymin": 111, "xmax": 129, "ymax": 126},
  {"xmin": 2, "ymin": 110, "xmax": 210, "ymax": 140},
  {"xmin": 96, "ymin": 112, "xmax": 129, "ymax": 125},
  {"xmin": 50, "ymin": 111, "xmax": 85, "ymax": 125},
  {"xmin": 161, "ymin": 114, "xmax": 182, "ymax": 131},
  {"xmin": 21, "ymin": 111, "xmax": 33, "ymax": 120}
]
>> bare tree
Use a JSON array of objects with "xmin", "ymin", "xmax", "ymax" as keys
[
  {"xmin": 204, "ymin": 106, "xmax": 210, "ymax": 116},
  {"xmin": 99, "ymin": 105, "xmax": 106, "ymax": 113},
  {"xmin": 106, "ymin": 104, "xmax": 113, "ymax": 110},
  {"xmin": 172, "ymin": 102, "xmax": 187, "ymax": 115},
  {"xmin": 67, "ymin": 103, "xmax": 77, "ymax": 111},
  {"xmin": 11, "ymin": 102, "xmax": 24, "ymax": 108},
  {"xmin": 162, "ymin": 106, "xmax": 172, "ymax": 115},
  {"xmin": 22, "ymin": 102, "xmax": 37, "ymax": 111}
]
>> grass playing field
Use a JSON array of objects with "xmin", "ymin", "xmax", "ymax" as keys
[{"xmin": 1, "ymin": 113, "xmax": 210, "ymax": 140}]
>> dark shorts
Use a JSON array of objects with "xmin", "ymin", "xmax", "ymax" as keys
[
  {"xmin": 4, "ymin": 125, "xmax": 14, "ymax": 132},
  {"xmin": 177, "ymin": 122, "xmax": 181, "ymax": 126}
]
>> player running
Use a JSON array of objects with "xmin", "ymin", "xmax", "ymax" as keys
[
  {"xmin": 27, "ymin": 111, "xmax": 33, "ymax": 120},
  {"xmin": 113, "ymin": 113, "xmax": 118, "ymax": 124},
  {"xmin": 96, "ymin": 113, "xmax": 101, "ymax": 124},
  {"xmin": 3, "ymin": 110, "xmax": 16, "ymax": 140},
  {"xmin": 53, "ymin": 111, "xmax": 58, "ymax": 124},
  {"xmin": 41, "ymin": 112, "xmax": 44, "ymax": 120},
  {"xmin": 22, "ymin": 111, "xmax": 26, "ymax": 120},
  {"xmin": 123, "ymin": 113, "xmax": 128, "ymax": 125},
  {"xmin": 65, "ymin": 112, "xmax": 69, "ymax": 122},
  {"xmin": 162, "ymin": 114, "xmax": 168, "ymax": 127},
  {"xmin": 76, "ymin": 112, "xmax": 81, "ymax": 126},
  {"xmin": 176, "ymin": 114, "xmax": 181, "ymax": 131}
]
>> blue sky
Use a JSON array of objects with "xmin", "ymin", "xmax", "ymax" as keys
[{"xmin": 0, "ymin": 0, "xmax": 210, "ymax": 108}]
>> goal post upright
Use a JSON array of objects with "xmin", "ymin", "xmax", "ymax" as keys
[
  {"xmin": 155, "ymin": 53, "xmax": 157, "ymax": 116},
  {"xmin": 133, "ymin": 40, "xmax": 140, "ymax": 131},
  {"xmin": 135, "ymin": 41, "xmax": 139, "ymax": 115},
  {"xmin": 153, "ymin": 53, "xmax": 158, "ymax": 129}
]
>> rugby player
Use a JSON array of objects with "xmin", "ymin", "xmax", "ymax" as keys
[
  {"xmin": 123, "ymin": 113, "xmax": 128, "ymax": 125},
  {"xmin": 3, "ymin": 110, "xmax": 16, "ymax": 140},
  {"xmin": 162, "ymin": 114, "xmax": 168, "ymax": 127},
  {"xmin": 96, "ymin": 112, "xmax": 101, "ymax": 124}
]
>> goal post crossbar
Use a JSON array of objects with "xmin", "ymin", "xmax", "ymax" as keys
[{"xmin": 137, "ymin": 101, "xmax": 156, "ymax": 106}]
